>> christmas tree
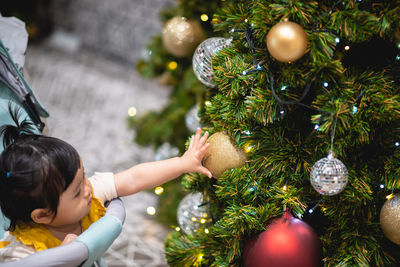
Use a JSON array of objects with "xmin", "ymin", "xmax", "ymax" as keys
[
  {"xmin": 131, "ymin": 0, "xmax": 225, "ymax": 151},
  {"xmin": 165, "ymin": 1, "xmax": 400, "ymax": 266},
  {"xmin": 129, "ymin": 0, "xmax": 225, "ymax": 225}
]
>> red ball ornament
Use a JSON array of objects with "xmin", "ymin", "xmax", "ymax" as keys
[{"xmin": 243, "ymin": 209, "xmax": 322, "ymax": 267}]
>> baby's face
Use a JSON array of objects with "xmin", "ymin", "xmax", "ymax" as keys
[{"xmin": 48, "ymin": 163, "xmax": 92, "ymax": 227}]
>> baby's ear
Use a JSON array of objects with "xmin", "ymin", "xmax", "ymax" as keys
[{"xmin": 31, "ymin": 208, "xmax": 53, "ymax": 224}]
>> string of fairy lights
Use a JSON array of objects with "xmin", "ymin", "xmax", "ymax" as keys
[
  {"xmin": 134, "ymin": 6, "xmax": 400, "ymax": 250},
  {"xmin": 231, "ymin": 17, "xmax": 400, "ymax": 217}
]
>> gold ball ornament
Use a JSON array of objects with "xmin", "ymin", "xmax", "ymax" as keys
[
  {"xmin": 380, "ymin": 194, "xmax": 400, "ymax": 245},
  {"xmin": 202, "ymin": 132, "xmax": 247, "ymax": 178},
  {"xmin": 162, "ymin": 17, "xmax": 205, "ymax": 58},
  {"xmin": 266, "ymin": 21, "xmax": 308, "ymax": 62}
]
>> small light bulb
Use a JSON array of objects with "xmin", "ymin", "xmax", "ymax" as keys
[
  {"xmin": 281, "ymin": 85, "xmax": 287, "ymax": 91},
  {"xmin": 308, "ymin": 209, "xmax": 314, "ymax": 214},
  {"xmin": 203, "ymin": 213, "xmax": 208, "ymax": 218},
  {"xmin": 379, "ymin": 184, "xmax": 384, "ymax": 189},
  {"xmin": 314, "ymin": 124, "xmax": 319, "ymax": 130},
  {"xmin": 334, "ymin": 37, "xmax": 340, "ymax": 44},
  {"xmin": 168, "ymin": 61, "xmax": 178, "ymax": 70},
  {"xmin": 352, "ymin": 106, "xmax": 358, "ymax": 114},
  {"xmin": 205, "ymin": 101, "xmax": 212, "ymax": 106},
  {"xmin": 200, "ymin": 14, "xmax": 209, "ymax": 21},
  {"xmin": 244, "ymin": 19, "xmax": 248, "ymax": 23},
  {"xmin": 386, "ymin": 193, "xmax": 394, "ymax": 199},
  {"xmin": 128, "ymin": 107, "xmax": 137, "ymax": 117},
  {"xmin": 204, "ymin": 228, "xmax": 209, "ymax": 234},
  {"xmin": 200, "ymin": 218, "xmax": 207, "ymax": 224},
  {"xmin": 146, "ymin": 206, "xmax": 156, "ymax": 215},
  {"xmin": 154, "ymin": 186, "xmax": 164, "ymax": 195},
  {"xmin": 395, "ymin": 142, "xmax": 399, "ymax": 147},
  {"xmin": 250, "ymin": 23, "xmax": 254, "ymax": 27},
  {"xmin": 242, "ymin": 71, "xmax": 247, "ymax": 75},
  {"xmin": 191, "ymin": 217, "xmax": 197, "ymax": 222},
  {"xmin": 175, "ymin": 227, "xmax": 181, "ymax": 231},
  {"xmin": 283, "ymin": 185, "xmax": 287, "ymax": 191},
  {"xmin": 323, "ymin": 82, "xmax": 328, "ymax": 87},
  {"xmin": 231, "ymin": 28, "xmax": 235, "ymax": 33},
  {"xmin": 256, "ymin": 64, "xmax": 262, "ymax": 70},
  {"xmin": 396, "ymin": 55, "xmax": 400, "ymax": 61},
  {"xmin": 244, "ymin": 143, "xmax": 254, "ymax": 153},
  {"xmin": 344, "ymin": 45, "xmax": 350, "ymax": 51},
  {"xmin": 280, "ymin": 110, "xmax": 284, "ymax": 114}
]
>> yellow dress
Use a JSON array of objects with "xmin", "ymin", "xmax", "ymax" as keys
[{"xmin": 0, "ymin": 195, "xmax": 106, "ymax": 251}]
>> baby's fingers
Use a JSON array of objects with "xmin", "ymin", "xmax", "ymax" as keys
[
  {"xmin": 198, "ymin": 142, "xmax": 210, "ymax": 157},
  {"xmin": 193, "ymin": 128, "xmax": 202, "ymax": 144},
  {"xmin": 198, "ymin": 166, "xmax": 212, "ymax": 178},
  {"xmin": 189, "ymin": 135, "xmax": 194, "ymax": 149},
  {"xmin": 199, "ymin": 131, "xmax": 209, "ymax": 144}
]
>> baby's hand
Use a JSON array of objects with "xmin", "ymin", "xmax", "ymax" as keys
[
  {"xmin": 181, "ymin": 128, "xmax": 212, "ymax": 178},
  {"xmin": 61, "ymin": 233, "xmax": 78, "ymax": 246}
]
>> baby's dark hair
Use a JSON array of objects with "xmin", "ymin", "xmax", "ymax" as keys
[{"xmin": 0, "ymin": 107, "xmax": 81, "ymax": 231}]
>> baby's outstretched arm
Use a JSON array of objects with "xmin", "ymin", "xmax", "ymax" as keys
[{"xmin": 114, "ymin": 128, "xmax": 211, "ymax": 197}]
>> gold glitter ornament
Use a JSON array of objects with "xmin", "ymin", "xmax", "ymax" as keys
[
  {"xmin": 202, "ymin": 132, "xmax": 247, "ymax": 178},
  {"xmin": 162, "ymin": 17, "xmax": 205, "ymax": 58},
  {"xmin": 266, "ymin": 20, "xmax": 308, "ymax": 62},
  {"xmin": 380, "ymin": 193, "xmax": 400, "ymax": 245}
]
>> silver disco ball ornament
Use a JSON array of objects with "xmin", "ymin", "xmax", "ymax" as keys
[
  {"xmin": 310, "ymin": 152, "xmax": 348, "ymax": 196},
  {"xmin": 185, "ymin": 105, "xmax": 201, "ymax": 132},
  {"xmin": 192, "ymin": 37, "xmax": 232, "ymax": 88},
  {"xmin": 177, "ymin": 192, "xmax": 211, "ymax": 235}
]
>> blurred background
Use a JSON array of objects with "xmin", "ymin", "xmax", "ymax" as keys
[{"xmin": 1, "ymin": 0, "xmax": 176, "ymax": 266}]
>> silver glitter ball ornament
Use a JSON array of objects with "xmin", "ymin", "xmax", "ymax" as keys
[
  {"xmin": 310, "ymin": 152, "xmax": 348, "ymax": 196},
  {"xmin": 185, "ymin": 105, "xmax": 201, "ymax": 132},
  {"xmin": 177, "ymin": 192, "xmax": 211, "ymax": 235},
  {"xmin": 192, "ymin": 37, "xmax": 232, "ymax": 88}
]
